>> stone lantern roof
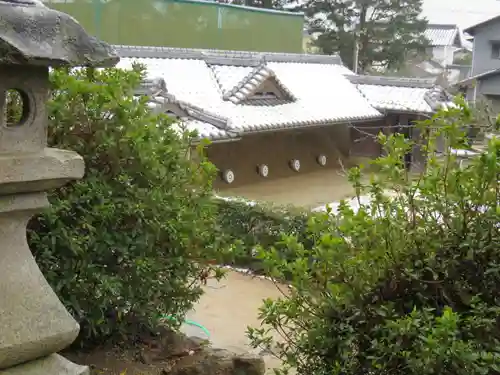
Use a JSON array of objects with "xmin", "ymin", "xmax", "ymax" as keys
[{"xmin": 0, "ymin": 0, "xmax": 119, "ymax": 66}]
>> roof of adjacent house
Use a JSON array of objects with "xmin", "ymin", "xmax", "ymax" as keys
[
  {"xmin": 464, "ymin": 14, "xmax": 500, "ymax": 35},
  {"xmin": 424, "ymin": 24, "xmax": 463, "ymax": 47},
  {"xmin": 346, "ymin": 75, "xmax": 454, "ymax": 114},
  {"xmin": 116, "ymin": 45, "xmax": 453, "ymax": 141},
  {"xmin": 115, "ymin": 45, "xmax": 382, "ymax": 141}
]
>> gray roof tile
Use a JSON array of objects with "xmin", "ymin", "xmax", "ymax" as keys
[
  {"xmin": 424, "ymin": 24, "xmax": 460, "ymax": 46},
  {"xmin": 175, "ymin": 119, "xmax": 239, "ymax": 141}
]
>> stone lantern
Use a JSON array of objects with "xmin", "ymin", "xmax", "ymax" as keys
[{"xmin": 0, "ymin": 1, "xmax": 118, "ymax": 374}]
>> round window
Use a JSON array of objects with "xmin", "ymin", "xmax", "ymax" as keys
[
  {"xmin": 222, "ymin": 169, "xmax": 235, "ymax": 184},
  {"xmin": 290, "ymin": 159, "xmax": 301, "ymax": 172},
  {"xmin": 317, "ymin": 154, "xmax": 327, "ymax": 166},
  {"xmin": 257, "ymin": 164, "xmax": 269, "ymax": 177}
]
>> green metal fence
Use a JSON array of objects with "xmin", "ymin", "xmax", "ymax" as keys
[{"xmin": 46, "ymin": 0, "xmax": 304, "ymax": 53}]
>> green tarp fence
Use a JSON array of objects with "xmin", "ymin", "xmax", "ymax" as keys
[{"xmin": 46, "ymin": 0, "xmax": 304, "ymax": 53}]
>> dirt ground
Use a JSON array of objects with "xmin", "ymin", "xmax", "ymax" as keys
[
  {"xmin": 186, "ymin": 270, "xmax": 285, "ymax": 372},
  {"xmin": 219, "ymin": 168, "xmax": 356, "ymax": 208},
  {"xmin": 66, "ymin": 271, "xmax": 286, "ymax": 375}
]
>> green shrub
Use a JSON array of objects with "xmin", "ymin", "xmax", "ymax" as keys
[
  {"xmin": 28, "ymin": 66, "xmax": 224, "ymax": 346},
  {"xmin": 215, "ymin": 196, "xmax": 312, "ymax": 273},
  {"xmin": 249, "ymin": 98, "xmax": 500, "ymax": 375}
]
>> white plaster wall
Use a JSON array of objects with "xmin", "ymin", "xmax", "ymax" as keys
[{"xmin": 429, "ymin": 46, "xmax": 456, "ymax": 66}]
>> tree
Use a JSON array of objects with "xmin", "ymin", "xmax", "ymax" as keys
[
  {"xmin": 28, "ymin": 66, "xmax": 225, "ymax": 346},
  {"xmin": 305, "ymin": 0, "xmax": 429, "ymax": 72},
  {"xmin": 249, "ymin": 98, "xmax": 500, "ymax": 375},
  {"xmin": 453, "ymin": 50, "xmax": 473, "ymax": 65}
]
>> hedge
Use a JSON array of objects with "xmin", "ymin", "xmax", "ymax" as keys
[{"xmin": 214, "ymin": 195, "xmax": 313, "ymax": 273}]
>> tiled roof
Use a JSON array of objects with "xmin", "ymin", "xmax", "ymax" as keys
[
  {"xmin": 116, "ymin": 45, "xmax": 382, "ymax": 141},
  {"xmin": 357, "ymin": 84, "xmax": 434, "ymax": 113},
  {"xmin": 240, "ymin": 97, "xmax": 291, "ymax": 106},
  {"xmin": 348, "ymin": 75, "xmax": 439, "ymax": 88},
  {"xmin": 347, "ymin": 75, "xmax": 452, "ymax": 113},
  {"xmin": 211, "ymin": 65, "xmax": 253, "ymax": 94},
  {"xmin": 176, "ymin": 119, "xmax": 239, "ymax": 141},
  {"xmin": 146, "ymin": 93, "xmax": 237, "ymax": 141},
  {"xmin": 424, "ymin": 24, "xmax": 460, "ymax": 46}
]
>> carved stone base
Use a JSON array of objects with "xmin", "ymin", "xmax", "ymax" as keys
[
  {"xmin": 0, "ymin": 354, "xmax": 89, "ymax": 375},
  {"xmin": 0, "ymin": 193, "xmax": 80, "ymax": 369}
]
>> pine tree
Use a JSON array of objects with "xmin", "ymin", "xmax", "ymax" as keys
[{"xmin": 305, "ymin": 0, "xmax": 428, "ymax": 72}]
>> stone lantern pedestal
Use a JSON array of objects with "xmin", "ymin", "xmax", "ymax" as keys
[{"xmin": 0, "ymin": 1, "xmax": 118, "ymax": 374}]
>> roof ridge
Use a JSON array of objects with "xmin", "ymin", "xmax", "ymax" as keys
[
  {"xmin": 152, "ymin": 91, "xmax": 233, "ymax": 130},
  {"xmin": 209, "ymin": 64, "xmax": 228, "ymax": 95},
  {"xmin": 114, "ymin": 45, "xmax": 343, "ymax": 66},
  {"xmin": 426, "ymin": 23, "xmax": 458, "ymax": 29},
  {"xmin": 133, "ymin": 73, "xmax": 233, "ymax": 130},
  {"xmin": 346, "ymin": 74, "xmax": 437, "ymax": 88}
]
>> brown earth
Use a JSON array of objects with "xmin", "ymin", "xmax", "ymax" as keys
[
  {"xmin": 65, "ymin": 271, "xmax": 286, "ymax": 375},
  {"xmin": 186, "ymin": 271, "xmax": 286, "ymax": 373},
  {"xmin": 66, "ymin": 345, "xmax": 166, "ymax": 375}
]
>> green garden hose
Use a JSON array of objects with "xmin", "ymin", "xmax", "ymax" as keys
[{"xmin": 160, "ymin": 315, "xmax": 211, "ymax": 338}]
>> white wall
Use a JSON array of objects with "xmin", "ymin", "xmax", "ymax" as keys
[{"xmin": 428, "ymin": 45, "xmax": 456, "ymax": 66}]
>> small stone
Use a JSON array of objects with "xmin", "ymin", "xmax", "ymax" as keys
[
  {"xmin": 139, "ymin": 350, "xmax": 153, "ymax": 365},
  {"xmin": 187, "ymin": 336, "xmax": 210, "ymax": 347},
  {"xmin": 233, "ymin": 354, "xmax": 266, "ymax": 375}
]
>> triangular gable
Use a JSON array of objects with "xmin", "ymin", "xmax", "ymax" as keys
[{"xmin": 223, "ymin": 63, "xmax": 296, "ymax": 104}]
